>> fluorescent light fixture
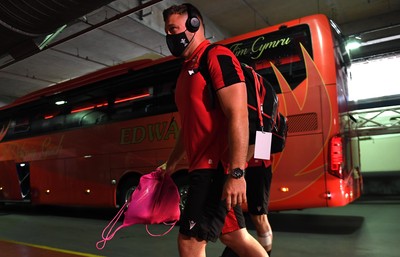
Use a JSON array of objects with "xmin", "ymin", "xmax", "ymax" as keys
[
  {"xmin": 360, "ymin": 34, "xmax": 400, "ymax": 46},
  {"xmin": 346, "ymin": 41, "xmax": 362, "ymax": 50},
  {"xmin": 39, "ymin": 24, "xmax": 67, "ymax": 50},
  {"xmin": 346, "ymin": 33, "xmax": 400, "ymax": 51},
  {"xmin": 346, "ymin": 36, "xmax": 362, "ymax": 50}
]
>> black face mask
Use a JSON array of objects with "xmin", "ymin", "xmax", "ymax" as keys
[{"xmin": 166, "ymin": 30, "xmax": 192, "ymax": 57}]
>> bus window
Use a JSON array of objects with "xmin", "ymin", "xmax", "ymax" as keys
[{"xmin": 13, "ymin": 118, "xmax": 30, "ymax": 134}]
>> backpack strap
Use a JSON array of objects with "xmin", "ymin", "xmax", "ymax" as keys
[
  {"xmin": 198, "ymin": 44, "xmax": 220, "ymax": 109},
  {"xmin": 255, "ymin": 72, "xmax": 266, "ymax": 132},
  {"xmin": 244, "ymin": 64, "xmax": 267, "ymax": 132},
  {"xmin": 199, "ymin": 44, "xmax": 267, "ymax": 131}
]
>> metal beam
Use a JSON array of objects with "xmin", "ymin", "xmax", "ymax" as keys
[{"xmin": 0, "ymin": 0, "xmax": 163, "ymax": 70}]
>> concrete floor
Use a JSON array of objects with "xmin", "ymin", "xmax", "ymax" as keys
[{"xmin": 0, "ymin": 198, "xmax": 399, "ymax": 257}]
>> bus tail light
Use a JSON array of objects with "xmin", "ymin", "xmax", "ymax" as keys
[{"xmin": 329, "ymin": 136, "xmax": 343, "ymax": 178}]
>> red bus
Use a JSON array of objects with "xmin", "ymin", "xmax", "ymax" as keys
[{"xmin": 0, "ymin": 14, "xmax": 362, "ymax": 211}]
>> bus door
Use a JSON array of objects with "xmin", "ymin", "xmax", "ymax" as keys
[{"xmin": 0, "ymin": 160, "xmax": 29, "ymax": 202}]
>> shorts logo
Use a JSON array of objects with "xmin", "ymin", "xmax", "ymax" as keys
[
  {"xmin": 257, "ymin": 206, "xmax": 262, "ymax": 212},
  {"xmin": 189, "ymin": 220, "xmax": 196, "ymax": 230}
]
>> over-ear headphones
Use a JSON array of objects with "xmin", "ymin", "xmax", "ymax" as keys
[{"xmin": 183, "ymin": 3, "xmax": 200, "ymax": 33}]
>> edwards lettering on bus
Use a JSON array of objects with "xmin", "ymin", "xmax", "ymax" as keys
[
  {"xmin": 229, "ymin": 36, "xmax": 291, "ymax": 60},
  {"xmin": 120, "ymin": 120, "xmax": 179, "ymax": 145}
]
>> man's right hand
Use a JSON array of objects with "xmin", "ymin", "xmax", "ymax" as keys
[{"xmin": 221, "ymin": 176, "xmax": 247, "ymax": 211}]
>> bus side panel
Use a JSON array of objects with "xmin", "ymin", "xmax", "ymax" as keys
[
  {"xmin": 106, "ymin": 112, "xmax": 180, "ymax": 163},
  {"xmin": 64, "ymin": 155, "xmax": 114, "ymax": 207},
  {"xmin": 269, "ymin": 134, "xmax": 327, "ymax": 211},
  {"xmin": 321, "ymin": 84, "xmax": 361, "ymax": 206},
  {"xmin": 325, "ymin": 172, "xmax": 360, "ymax": 207},
  {"xmin": 0, "ymin": 161, "xmax": 22, "ymax": 201},
  {"xmin": 30, "ymin": 159, "xmax": 67, "ymax": 205},
  {"xmin": 6, "ymin": 111, "xmax": 180, "ymax": 207},
  {"xmin": 106, "ymin": 116, "xmax": 177, "ymax": 152},
  {"xmin": 303, "ymin": 15, "xmax": 337, "ymax": 86},
  {"xmin": 270, "ymin": 83, "xmax": 328, "ymax": 209}
]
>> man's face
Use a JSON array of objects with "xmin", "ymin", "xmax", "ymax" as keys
[
  {"xmin": 164, "ymin": 13, "xmax": 194, "ymax": 58},
  {"xmin": 165, "ymin": 13, "xmax": 187, "ymax": 35}
]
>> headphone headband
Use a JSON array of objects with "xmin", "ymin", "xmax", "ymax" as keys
[{"xmin": 183, "ymin": 3, "xmax": 200, "ymax": 33}]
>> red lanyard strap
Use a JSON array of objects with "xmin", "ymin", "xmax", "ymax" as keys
[{"xmin": 252, "ymin": 70, "xmax": 266, "ymax": 131}]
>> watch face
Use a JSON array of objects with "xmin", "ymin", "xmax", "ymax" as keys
[{"xmin": 231, "ymin": 168, "xmax": 244, "ymax": 179}]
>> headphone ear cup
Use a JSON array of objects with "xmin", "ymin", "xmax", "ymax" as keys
[{"xmin": 186, "ymin": 16, "xmax": 200, "ymax": 33}]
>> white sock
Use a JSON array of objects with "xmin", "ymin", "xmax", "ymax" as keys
[{"xmin": 257, "ymin": 231, "xmax": 273, "ymax": 248}]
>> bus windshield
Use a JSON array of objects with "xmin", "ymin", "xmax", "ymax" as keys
[{"xmin": 226, "ymin": 24, "xmax": 312, "ymax": 93}]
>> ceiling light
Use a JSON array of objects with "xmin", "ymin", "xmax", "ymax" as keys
[{"xmin": 55, "ymin": 100, "xmax": 67, "ymax": 105}]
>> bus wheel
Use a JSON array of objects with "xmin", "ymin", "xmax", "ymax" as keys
[{"xmin": 118, "ymin": 176, "xmax": 140, "ymax": 208}]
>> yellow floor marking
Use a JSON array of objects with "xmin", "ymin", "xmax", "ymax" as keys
[{"xmin": 0, "ymin": 239, "xmax": 105, "ymax": 257}]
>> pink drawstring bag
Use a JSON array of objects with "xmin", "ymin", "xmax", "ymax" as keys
[{"xmin": 96, "ymin": 169, "xmax": 180, "ymax": 250}]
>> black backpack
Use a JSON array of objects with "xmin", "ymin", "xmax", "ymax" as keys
[{"xmin": 199, "ymin": 44, "xmax": 287, "ymax": 153}]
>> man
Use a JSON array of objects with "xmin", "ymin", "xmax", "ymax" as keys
[{"xmin": 161, "ymin": 3, "xmax": 267, "ymax": 257}]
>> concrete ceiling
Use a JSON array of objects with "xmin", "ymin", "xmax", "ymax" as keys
[{"xmin": 1, "ymin": 0, "xmax": 400, "ymax": 107}]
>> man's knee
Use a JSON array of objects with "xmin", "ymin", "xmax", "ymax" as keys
[
  {"xmin": 251, "ymin": 214, "xmax": 271, "ymax": 233},
  {"xmin": 178, "ymin": 233, "xmax": 206, "ymax": 256},
  {"xmin": 251, "ymin": 214, "xmax": 268, "ymax": 225}
]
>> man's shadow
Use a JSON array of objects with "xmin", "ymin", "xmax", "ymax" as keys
[{"xmin": 245, "ymin": 212, "xmax": 364, "ymax": 235}]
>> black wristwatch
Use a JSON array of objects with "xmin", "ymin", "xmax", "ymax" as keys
[{"xmin": 230, "ymin": 168, "xmax": 245, "ymax": 179}]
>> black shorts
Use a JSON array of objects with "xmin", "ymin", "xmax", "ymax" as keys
[
  {"xmin": 179, "ymin": 166, "xmax": 246, "ymax": 242},
  {"xmin": 245, "ymin": 163, "xmax": 272, "ymax": 215}
]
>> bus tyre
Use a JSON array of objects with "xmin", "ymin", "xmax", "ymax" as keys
[{"xmin": 117, "ymin": 176, "xmax": 140, "ymax": 208}]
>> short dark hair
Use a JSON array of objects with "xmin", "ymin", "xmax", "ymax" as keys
[{"xmin": 162, "ymin": 3, "xmax": 203, "ymax": 24}]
